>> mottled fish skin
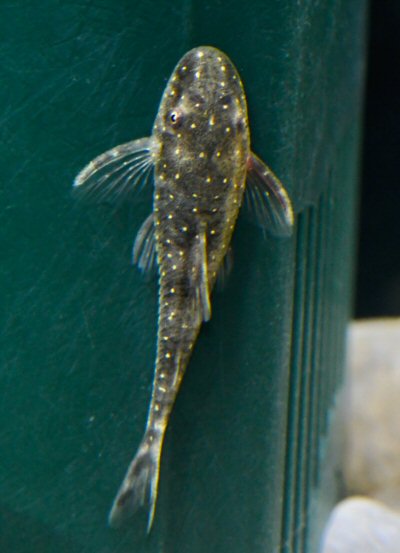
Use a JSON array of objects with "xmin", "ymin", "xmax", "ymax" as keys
[
  {"xmin": 111, "ymin": 47, "xmax": 250, "ymax": 531},
  {"xmin": 73, "ymin": 45, "xmax": 294, "ymax": 533},
  {"xmin": 150, "ymin": 48, "xmax": 250, "ymax": 465},
  {"xmin": 150, "ymin": 48, "xmax": 249, "ymax": 525}
]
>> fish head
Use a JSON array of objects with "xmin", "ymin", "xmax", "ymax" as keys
[{"xmin": 152, "ymin": 46, "xmax": 250, "ymax": 178}]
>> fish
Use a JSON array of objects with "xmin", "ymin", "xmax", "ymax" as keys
[{"xmin": 73, "ymin": 45, "xmax": 294, "ymax": 532}]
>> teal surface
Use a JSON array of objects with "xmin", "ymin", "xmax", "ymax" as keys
[{"xmin": 1, "ymin": 1, "xmax": 367, "ymax": 552}]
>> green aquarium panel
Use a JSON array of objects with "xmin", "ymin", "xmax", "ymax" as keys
[{"xmin": 0, "ymin": 1, "xmax": 367, "ymax": 552}]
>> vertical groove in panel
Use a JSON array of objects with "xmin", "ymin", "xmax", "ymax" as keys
[
  {"xmin": 281, "ymin": 189, "xmax": 355, "ymax": 551},
  {"xmin": 306, "ymin": 195, "xmax": 324, "ymax": 495},
  {"xmin": 280, "ymin": 213, "xmax": 308, "ymax": 553},
  {"xmin": 292, "ymin": 211, "xmax": 312, "ymax": 553},
  {"xmin": 324, "ymin": 174, "xmax": 341, "ymax": 427},
  {"xmin": 319, "ymin": 174, "xmax": 335, "ymax": 440},
  {"xmin": 295, "ymin": 207, "xmax": 317, "ymax": 553},
  {"xmin": 313, "ymin": 190, "xmax": 331, "ymax": 486},
  {"xmin": 281, "ymin": 159, "xmax": 357, "ymax": 553},
  {"xmin": 311, "ymin": 193, "xmax": 328, "ymax": 487},
  {"xmin": 330, "ymin": 295, "xmax": 341, "ymax": 407}
]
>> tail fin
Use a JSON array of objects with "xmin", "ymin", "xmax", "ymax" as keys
[{"xmin": 108, "ymin": 431, "xmax": 163, "ymax": 532}]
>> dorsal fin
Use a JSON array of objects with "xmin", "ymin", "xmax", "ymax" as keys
[
  {"xmin": 191, "ymin": 228, "xmax": 211, "ymax": 323},
  {"xmin": 198, "ymin": 230, "xmax": 211, "ymax": 322}
]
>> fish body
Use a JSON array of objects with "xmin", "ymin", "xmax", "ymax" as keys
[{"xmin": 74, "ymin": 46, "xmax": 294, "ymax": 531}]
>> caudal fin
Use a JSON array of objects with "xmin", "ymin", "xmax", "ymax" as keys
[{"xmin": 108, "ymin": 433, "xmax": 162, "ymax": 532}]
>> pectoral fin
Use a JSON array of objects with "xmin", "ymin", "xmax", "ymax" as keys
[
  {"xmin": 245, "ymin": 152, "xmax": 294, "ymax": 237},
  {"xmin": 73, "ymin": 137, "xmax": 154, "ymax": 202}
]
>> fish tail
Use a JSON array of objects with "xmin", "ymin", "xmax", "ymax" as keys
[{"xmin": 108, "ymin": 428, "xmax": 163, "ymax": 532}]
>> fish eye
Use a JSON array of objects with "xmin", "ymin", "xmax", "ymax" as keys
[{"xmin": 169, "ymin": 110, "xmax": 183, "ymax": 127}]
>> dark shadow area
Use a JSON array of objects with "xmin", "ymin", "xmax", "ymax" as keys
[{"xmin": 355, "ymin": 0, "xmax": 400, "ymax": 317}]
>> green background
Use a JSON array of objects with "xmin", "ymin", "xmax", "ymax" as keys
[{"xmin": 1, "ymin": 1, "xmax": 367, "ymax": 552}]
